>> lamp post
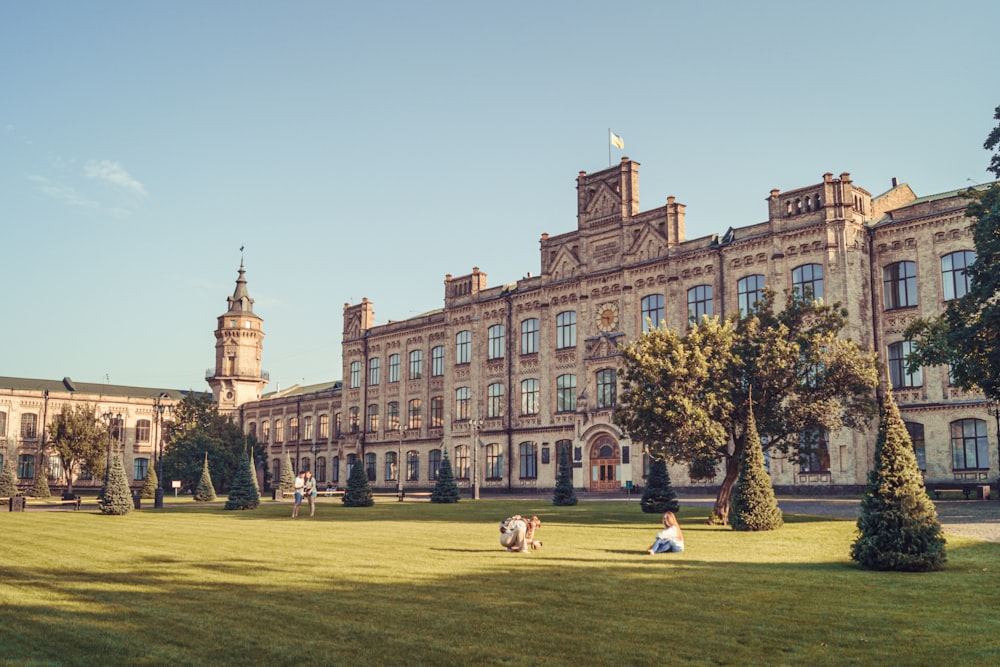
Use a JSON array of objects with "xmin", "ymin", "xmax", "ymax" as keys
[
  {"xmin": 471, "ymin": 418, "xmax": 482, "ymax": 500},
  {"xmin": 154, "ymin": 397, "xmax": 170, "ymax": 509},
  {"xmin": 397, "ymin": 426, "xmax": 404, "ymax": 500}
]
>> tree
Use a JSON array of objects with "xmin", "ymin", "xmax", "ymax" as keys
[
  {"xmin": 100, "ymin": 453, "xmax": 133, "ymax": 515},
  {"xmin": 640, "ymin": 456, "xmax": 679, "ymax": 514},
  {"xmin": 279, "ymin": 451, "xmax": 295, "ymax": 497},
  {"xmin": 225, "ymin": 450, "xmax": 260, "ymax": 510},
  {"xmin": 160, "ymin": 393, "xmax": 265, "ymax": 494},
  {"xmin": 431, "ymin": 448, "xmax": 461, "ymax": 503},
  {"xmin": 905, "ymin": 105, "xmax": 1000, "ymax": 403},
  {"xmin": 0, "ymin": 454, "xmax": 19, "ymax": 500},
  {"xmin": 30, "ymin": 460, "xmax": 52, "ymax": 498},
  {"xmin": 615, "ymin": 290, "xmax": 879, "ymax": 524},
  {"xmin": 552, "ymin": 447, "xmax": 578, "ymax": 506},
  {"xmin": 249, "ymin": 450, "xmax": 260, "ymax": 493},
  {"xmin": 47, "ymin": 403, "xmax": 108, "ymax": 494},
  {"xmin": 139, "ymin": 465, "xmax": 159, "ymax": 499},
  {"xmin": 851, "ymin": 392, "xmax": 946, "ymax": 571},
  {"xmin": 342, "ymin": 460, "xmax": 373, "ymax": 507},
  {"xmin": 730, "ymin": 396, "xmax": 783, "ymax": 531},
  {"xmin": 194, "ymin": 452, "xmax": 217, "ymax": 502}
]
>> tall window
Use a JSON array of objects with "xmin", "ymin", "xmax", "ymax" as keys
[
  {"xmin": 888, "ymin": 341, "xmax": 922, "ymax": 388},
  {"xmin": 388, "ymin": 354, "xmax": 400, "ymax": 383},
  {"xmin": 406, "ymin": 450, "xmax": 419, "ymax": 481},
  {"xmin": 486, "ymin": 444, "xmax": 503, "ymax": 480},
  {"xmin": 799, "ymin": 430, "xmax": 830, "ymax": 472},
  {"xmin": 387, "ymin": 401, "xmax": 400, "ymax": 431},
  {"xmin": 365, "ymin": 452, "xmax": 376, "ymax": 481},
  {"xmin": 687, "ymin": 285, "xmax": 714, "ymax": 324},
  {"xmin": 428, "ymin": 449, "xmax": 442, "ymax": 480},
  {"xmin": 792, "ymin": 263, "xmax": 824, "ymax": 301},
  {"xmin": 454, "ymin": 445, "xmax": 470, "ymax": 480},
  {"xmin": 303, "ymin": 416, "xmax": 313, "ymax": 440},
  {"xmin": 409, "ymin": 349, "xmax": 423, "ymax": 379},
  {"xmin": 951, "ymin": 419, "xmax": 989, "ymax": 470},
  {"xmin": 136, "ymin": 419, "xmax": 151, "ymax": 443},
  {"xmin": 488, "ymin": 324, "xmax": 505, "ymax": 360},
  {"xmin": 942, "ymin": 250, "xmax": 975, "ymax": 301},
  {"xmin": 248, "ymin": 422, "xmax": 257, "ymax": 440},
  {"xmin": 407, "ymin": 399, "xmax": 422, "ymax": 429},
  {"xmin": 556, "ymin": 374, "xmax": 577, "ymax": 412},
  {"xmin": 737, "ymin": 274, "xmax": 766, "ymax": 316},
  {"xmin": 556, "ymin": 311, "xmax": 577, "ymax": 349},
  {"xmin": 261, "ymin": 420, "xmax": 270, "ymax": 444},
  {"xmin": 134, "ymin": 458, "xmax": 149, "ymax": 481},
  {"xmin": 385, "ymin": 451, "xmax": 398, "ymax": 482},
  {"xmin": 367, "ymin": 404, "xmax": 379, "ymax": 433},
  {"xmin": 275, "ymin": 419, "xmax": 284, "ymax": 443},
  {"xmin": 521, "ymin": 318, "xmax": 539, "ymax": 355},
  {"xmin": 596, "ymin": 369, "xmax": 617, "ymax": 409},
  {"xmin": 521, "ymin": 379, "xmax": 539, "ymax": 415},
  {"xmin": 334, "ymin": 413, "xmax": 342, "ymax": 438},
  {"xmin": 315, "ymin": 456, "xmax": 326, "ymax": 483},
  {"xmin": 21, "ymin": 413, "xmax": 38, "ymax": 440},
  {"xmin": 318, "ymin": 414, "xmax": 329, "ymax": 439},
  {"xmin": 455, "ymin": 387, "xmax": 471, "ymax": 421},
  {"xmin": 272, "ymin": 457, "xmax": 280, "ymax": 482},
  {"xmin": 0, "ymin": 411, "xmax": 6, "ymax": 437},
  {"xmin": 431, "ymin": 345, "xmax": 445, "ymax": 376},
  {"xmin": 348, "ymin": 407, "xmax": 359, "ymax": 434},
  {"xmin": 368, "ymin": 357, "xmax": 380, "ymax": 385},
  {"xmin": 17, "ymin": 454, "xmax": 34, "ymax": 479},
  {"xmin": 556, "ymin": 439, "xmax": 572, "ymax": 467},
  {"xmin": 487, "ymin": 383, "xmax": 504, "ymax": 418},
  {"xmin": 519, "ymin": 442, "xmax": 537, "ymax": 479},
  {"xmin": 641, "ymin": 294, "xmax": 664, "ymax": 333},
  {"xmin": 430, "ymin": 396, "xmax": 444, "ymax": 428},
  {"xmin": 302, "ymin": 459, "xmax": 312, "ymax": 477},
  {"xmin": 883, "ymin": 261, "xmax": 918, "ymax": 310},
  {"xmin": 289, "ymin": 417, "xmax": 299, "ymax": 441},
  {"xmin": 455, "ymin": 330, "xmax": 471, "ymax": 364},
  {"xmin": 332, "ymin": 456, "xmax": 340, "ymax": 483},
  {"xmin": 350, "ymin": 361, "xmax": 361, "ymax": 388}
]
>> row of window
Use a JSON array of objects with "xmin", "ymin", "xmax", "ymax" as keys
[
  {"xmin": 0, "ymin": 453, "xmax": 149, "ymax": 481},
  {"xmin": 0, "ymin": 413, "xmax": 158, "ymax": 443},
  {"xmin": 883, "ymin": 251, "xmax": 975, "ymax": 310}
]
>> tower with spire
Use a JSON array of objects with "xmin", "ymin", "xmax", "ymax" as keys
[{"xmin": 207, "ymin": 258, "xmax": 267, "ymax": 415}]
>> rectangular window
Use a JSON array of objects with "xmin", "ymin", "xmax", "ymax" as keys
[
  {"xmin": 18, "ymin": 454, "xmax": 34, "ymax": 480},
  {"xmin": 486, "ymin": 444, "xmax": 503, "ymax": 480},
  {"xmin": 942, "ymin": 251, "xmax": 975, "ymax": 301},
  {"xmin": 429, "ymin": 449, "xmax": 441, "ymax": 481},
  {"xmin": 520, "ymin": 379, "xmax": 539, "ymax": 415},
  {"xmin": 315, "ymin": 456, "xmax": 326, "ymax": 483},
  {"xmin": 595, "ymin": 369, "xmax": 617, "ymax": 409},
  {"xmin": 641, "ymin": 294, "xmax": 664, "ymax": 333},
  {"xmin": 318, "ymin": 414, "xmax": 329, "ymax": 439},
  {"xmin": 289, "ymin": 417, "xmax": 299, "ymax": 442},
  {"xmin": 687, "ymin": 285, "xmax": 714, "ymax": 324},
  {"xmin": 407, "ymin": 399, "xmax": 422, "ymax": 430},
  {"xmin": 556, "ymin": 374, "xmax": 577, "ymax": 412},
  {"xmin": 455, "ymin": 331, "xmax": 471, "ymax": 364},
  {"xmin": 406, "ymin": 450, "xmax": 419, "ymax": 481},
  {"xmin": 409, "ymin": 349, "xmax": 423, "ymax": 379},
  {"xmin": 136, "ymin": 419, "xmax": 151, "ymax": 443},
  {"xmin": 262, "ymin": 420, "xmax": 270, "ymax": 443},
  {"xmin": 134, "ymin": 457, "xmax": 149, "ymax": 481},
  {"xmin": 350, "ymin": 361, "xmax": 361, "ymax": 388},
  {"xmin": 334, "ymin": 413, "xmax": 342, "ymax": 438},
  {"xmin": 487, "ymin": 383, "xmax": 504, "ymax": 418},
  {"xmin": 521, "ymin": 318, "xmax": 539, "ymax": 355},
  {"xmin": 49, "ymin": 455, "xmax": 64, "ymax": 481},
  {"xmin": 488, "ymin": 324, "xmax": 505, "ymax": 360},
  {"xmin": 883, "ymin": 261, "xmax": 918, "ymax": 310},
  {"xmin": 275, "ymin": 419, "xmax": 284, "ymax": 443},
  {"xmin": 455, "ymin": 387, "xmax": 471, "ymax": 421},
  {"xmin": 799, "ymin": 430, "xmax": 830, "ymax": 473},
  {"xmin": 388, "ymin": 354, "xmax": 400, "ymax": 383},
  {"xmin": 430, "ymin": 396, "xmax": 444, "ymax": 428},
  {"xmin": 20, "ymin": 413, "xmax": 38, "ymax": 440},
  {"xmin": 431, "ymin": 346, "xmax": 445, "ymax": 376},
  {"xmin": 387, "ymin": 402, "xmax": 400, "ymax": 431},
  {"xmin": 556, "ymin": 311, "xmax": 577, "ymax": 349},
  {"xmin": 348, "ymin": 407, "xmax": 359, "ymax": 434},
  {"xmin": 0, "ymin": 411, "xmax": 6, "ymax": 437},
  {"xmin": 385, "ymin": 452, "xmax": 398, "ymax": 482},
  {"xmin": 519, "ymin": 442, "xmax": 537, "ymax": 479},
  {"xmin": 951, "ymin": 419, "xmax": 989, "ymax": 470},
  {"xmin": 369, "ymin": 357, "xmax": 380, "ymax": 386},
  {"xmin": 303, "ymin": 416, "xmax": 314, "ymax": 440},
  {"xmin": 367, "ymin": 404, "xmax": 379, "ymax": 433},
  {"xmin": 888, "ymin": 341, "xmax": 922, "ymax": 388},
  {"xmin": 737, "ymin": 275, "xmax": 766, "ymax": 316},
  {"xmin": 365, "ymin": 452, "xmax": 376, "ymax": 481},
  {"xmin": 454, "ymin": 445, "xmax": 470, "ymax": 480},
  {"xmin": 791, "ymin": 264, "xmax": 824, "ymax": 301},
  {"xmin": 904, "ymin": 422, "xmax": 926, "ymax": 471}
]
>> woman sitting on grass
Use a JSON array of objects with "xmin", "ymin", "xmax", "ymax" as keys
[{"xmin": 646, "ymin": 511, "xmax": 684, "ymax": 554}]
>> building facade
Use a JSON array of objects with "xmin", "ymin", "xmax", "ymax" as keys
[{"xmin": 239, "ymin": 158, "xmax": 998, "ymax": 495}]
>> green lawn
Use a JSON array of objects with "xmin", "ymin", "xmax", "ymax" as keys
[{"xmin": 1, "ymin": 499, "xmax": 997, "ymax": 666}]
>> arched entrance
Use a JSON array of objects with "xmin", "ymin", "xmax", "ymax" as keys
[{"xmin": 589, "ymin": 436, "xmax": 620, "ymax": 492}]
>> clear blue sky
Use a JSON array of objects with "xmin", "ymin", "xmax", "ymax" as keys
[{"xmin": 2, "ymin": 1, "xmax": 997, "ymax": 392}]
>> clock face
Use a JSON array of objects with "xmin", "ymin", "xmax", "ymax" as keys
[{"xmin": 597, "ymin": 303, "xmax": 619, "ymax": 332}]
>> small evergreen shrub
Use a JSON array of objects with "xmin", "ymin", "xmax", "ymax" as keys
[
  {"xmin": 31, "ymin": 464, "xmax": 52, "ymax": 499},
  {"xmin": 851, "ymin": 391, "xmax": 946, "ymax": 571},
  {"xmin": 225, "ymin": 451, "xmax": 260, "ymax": 510},
  {"xmin": 730, "ymin": 400, "xmax": 783, "ymax": 531},
  {"xmin": 279, "ymin": 452, "xmax": 295, "ymax": 497},
  {"xmin": 100, "ymin": 454, "xmax": 133, "ymax": 515},
  {"xmin": 640, "ymin": 456, "xmax": 679, "ymax": 514},
  {"xmin": 194, "ymin": 453, "xmax": 217, "ymax": 502},
  {"xmin": 431, "ymin": 448, "xmax": 461, "ymax": 503},
  {"xmin": 0, "ymin": 455, "xmax": 19, "ymax": 501},
  {"xmin": 249, "ymin": 452, "xmax": 260, "ymax": 493},
  {"xmin": 552, "ymin": 448, "xmax": 578, "ymax": 506},
  {"xmin": 342, "ymin": 461, "xmax": 373, "ymax": 507},
  {"xmin": 140, "ymin": 465, "xmax": 159, "ymax": 499}
]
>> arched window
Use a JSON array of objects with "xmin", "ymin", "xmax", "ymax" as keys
[
  {"xmin": 488, "ymin": 324, "xmax": 505, "ymax": 360},
  {"xmin": 791, "ymin": 264, "xmax": 824, "ymax": 301},
  {"xmin": 556, "ymin": 374, "xmax": 577, "ymax": 412},
  {"xmin": 368, "ymin": 357, "xmax": 380, "ymax": 385},
  {"xmin": 455, "ymin": 387, "xmax": 471, "ymax": 421},
  {"xmin": 367, "ymin": 404, "xmax": 379, "ymax": 433},
  {"xmin": 487, "ymin": 383, "xmax": 504, "ymax": 418},
  {"xmin": 365, "ymin": 452, "xmax": 376, "ymax": 481},
  {"xmin": 883, "ymin": 261, "xmax": 918, "ymax": 310},
  {"xmin": 951, "ymin": 419, "xmax": 989, "ymax": 470},
  {"xmin": 556, "ymin": 311, "xmax": 577, "ymax": 349},
  {"xmin": 349, "ymin": 361, "xmax": 362, "ymax": 388},
  {"xmin": 407, "ymin": 399, "xmax": 422, "ymax": 429},
  {"xmin": 430, "ymin": 396, "xmax": 444, "ymax": 428},
  {"xmin": 388, "ymin": 353, "xmax": 400, "ymax": 382},
  {"xmin": 315, "ymin": 456, "xmax": 326, "ymax": 483},
  {"xmin": 737, "ymin": 274, "xmax": 766, "ymax": 316},
  {"xmin": 409, "ymin": 349, "xmax": 423, "ymax": 379},
  {"xmin": 455, "ymin": 330, "xmax": 471, "ymax": 364},
  {"xmin": 641, "ymin": 294, "xmax": 664, "ymax": 333},
  {"xmin": 431, "ymin": 346, "xmax": 445, "ymax": 376},
  {"xmin": 942, "ymin": 250, "xmax": 975, "ymax": 301},
  {"xmin": 687, "ymin": 284, "xmax": 713, "ymax": 324},
  {"xmin": 521, "ymin": 318, "xmax": 539, "ymax": 355},
  {"xmin": 520, "ymin": 379, "xmax": 539, "ymax": 415}
]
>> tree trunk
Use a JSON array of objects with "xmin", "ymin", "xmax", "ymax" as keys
[{"xmin": 710, "ymin": 439, "xmax": 745, "ymax": 525}]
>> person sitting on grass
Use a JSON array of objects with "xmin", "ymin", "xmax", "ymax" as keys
[
  {"xmin": 646, "ymin": 511, "xmax": 684, "ymax": 554},
  {"xmin": 525, "ymin": 515, "xmax": 542, "ymax": 550},
  {"xmin": 499, "ymin": 515, "xmax": 529, "ymax": 553}
]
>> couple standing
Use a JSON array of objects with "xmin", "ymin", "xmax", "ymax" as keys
[{"xmin": 292, "ymin": 470, "xmax": 317, "ymax": 518}]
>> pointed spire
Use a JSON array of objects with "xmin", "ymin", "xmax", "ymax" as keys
[{"xmin": 227, "ymin": 256, "xmax": 255, "ymax": 314}]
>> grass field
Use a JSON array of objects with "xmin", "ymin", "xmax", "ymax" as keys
[{"xmin": 2, "ymin": 498, "xmax": 998, "ymax": 666}]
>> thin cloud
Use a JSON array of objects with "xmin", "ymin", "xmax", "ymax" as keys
[
  {"xmin": 84, "ymin": 159, "xmax": 147, "ymax": 196},
  {"xmin": 27, "ymin": 173, "xmax": 131, "ymax": 218}
]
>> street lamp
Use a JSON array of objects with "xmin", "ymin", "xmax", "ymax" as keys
[
  {"xmin": 470, "ymin": 418, "xmax": 482, "ymax": 500},
  {"xmin": 102, "ymin": 411, "xmax": 122, "ymax": 498},
  {"xmin": 153, "ymin": 396, "xmax": 171, "ymax": 509},
  {"xmin": 397, "ymin": 426, "xmax": 404, "ymax": 500}
]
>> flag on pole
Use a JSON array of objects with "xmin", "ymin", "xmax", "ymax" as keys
[{"xmin": 610, "ymin": 131, "xmax": 624, "ymax": 150}]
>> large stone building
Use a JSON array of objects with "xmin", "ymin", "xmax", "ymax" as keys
[
  {"xmin": 3, "ymin": 158, "xmax": 996, "ymax": 496},
  {"xmin": 237, "ymin": 158, "xmax": 998, "ymax": 496}
]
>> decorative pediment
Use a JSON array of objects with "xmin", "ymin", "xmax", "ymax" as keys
[{"xmin": 625, "ymin": 225, "xmax": 668, "ymax": 262}]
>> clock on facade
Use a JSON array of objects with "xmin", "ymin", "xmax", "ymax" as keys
[{"xmin": 597, "ymin": 303, "xmax": 619, "ymax": 332}]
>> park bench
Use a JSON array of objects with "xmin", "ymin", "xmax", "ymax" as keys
[
  {"xmin": 927, "ymin": 484, "xmax": 991, "ymax": 500},
  {"xmin": 58, "ymin": 495, "xmax": 83, "ymax": 510},
  {"xmin": 930, "ymin": 486, "xmax": 972, "ymax": 500},
  {"xmin": 317, "ymin": 489, "xmax": 344, "ymax": 498}
]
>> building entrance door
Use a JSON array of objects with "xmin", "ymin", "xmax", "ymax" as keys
[{"xmin": 589, "ymin": 437, "xmax": 620, "ymax": 492}]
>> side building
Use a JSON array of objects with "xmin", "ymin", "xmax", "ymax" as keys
[{"xmin": 240, "ymin": 158, "xmax": 997, "ymax": 496}]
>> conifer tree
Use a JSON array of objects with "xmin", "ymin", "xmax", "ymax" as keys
[
  {"xmin": 730, "ymin": 396, "xmax": 783, "ymax": 531},
  {"xmin": 552, "ymin": 448, "xmax": 578, "ymax": 506},
  {"xmin": 279, "ymin": 452, "xmax": 295, "ymax": 497},
  {"xmin": 225, "ymin": 450, "xmax": 260, "ymax": 510},
  {"xmin": 342, "ymin": 460, "xmax": 373, "ymax": 507},
  {"xmin": 140, "ymin": 465, "xmax": 159, "ymax": 499},
  {"xmin": 100, "ymin": 453, "xmax": 133, "ymax": 515},
  {"xmin": 640, "ymin": 455, "xmax": 679, "ymax": 514},
  {"xmin": 194, "ymin": 452, "xmax": 217, "ymax": 502},
  {"xmin": 31, "ymin": 460, "xmax": 52, "ymax": 498},
  {"xmin": 0, "ymin": 454, "xmax": 19, "ymax": 501},
  {"xmin": 249, "ymin": 451, "xmax": 260, "ymax": 493},
  {"xmin": 431, "ymin": 448, "xmax": 461, "ymax": 503},
  {"xmin": 851, "ymin": 391, "xmax": 946, "ymax": 571}
]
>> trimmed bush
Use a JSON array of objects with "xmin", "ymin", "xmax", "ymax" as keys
[
  {"xmin": 851, "ymin": 391, "xmax": 946, "ymax": 571},
  {"xmin": 225, "ymin": 451, "xmax": 260, "ymax": 510},
  {"xmin": 31, "ymin": 464, "xmax": 51, "ymax": 499},
  {"xmin": 552, "ymin": 448, "xmax": 578, "ymax": 506},
  {"xmin": 342, "ymin": 460, "xmax": 373, "ymax": 507},
  {"xmin": 279, "ymin": 452, "xmax": 295, "ymax": 497},
  {"xmin": 140, "ymin": 465, "xmax": 159, "ymax": 499},
  {"xmin": 194, "ymin": 453, "xmax": 217, "ymax": 502},
  {"xmin": 0, "ymin": 455, "xmax": 18, "ymax": 501},
  {"xmin": 640, "ymin": 456, "xmax": 679, "ymax": 514},
  {"xmin": 730, "ymin": 400, "xmax": 783, "ymax": 531},
  {"xmin": 100, "ymin": 454, "xmax": 133, "ymax": 515},
  {"xmin": 431, "ymin": 448, "xmax": 461, "ymax": 503}
]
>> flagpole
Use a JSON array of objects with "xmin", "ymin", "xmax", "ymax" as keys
[{"xmin": 608, "ymin": 128, "xmax": 611, "ymax": 167}]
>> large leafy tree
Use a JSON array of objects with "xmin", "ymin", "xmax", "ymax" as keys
[
  {"xmin": 905, "ymin": 105, "xmax": 1000, "ymax": 402},
  {"xmin": 160, "ymin": 393, "xmax": 263, "ymax": 494},
  {"xmin": 615, "ymin": 290, "xmax": 879, "ymax": 524},
  {"xmin": 47, "ymin": 403, "xmax": 109, "ymax": 494}
]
